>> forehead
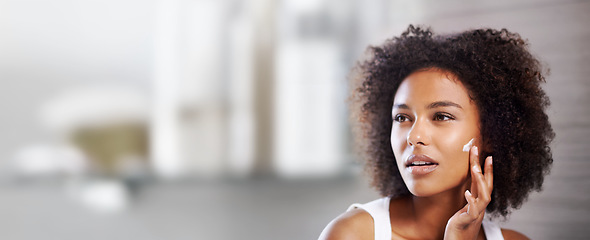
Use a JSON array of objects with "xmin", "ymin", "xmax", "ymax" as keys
[{"xmin": 394, "ymin": 69, "xmax": 472, "ymax": 106}]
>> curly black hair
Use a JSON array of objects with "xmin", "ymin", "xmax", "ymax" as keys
[{"xmin": 349, "ymin": 25, "xmax": 555, "ymax": 218}]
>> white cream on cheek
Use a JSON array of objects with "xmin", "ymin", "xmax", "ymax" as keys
[{"xmin": 462, "ymin": 138, "xmax": 475, "ymax": 152}]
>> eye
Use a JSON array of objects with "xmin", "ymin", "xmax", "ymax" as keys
[
  {"xmin": 393, "ymin": 114, "xmax": 411, "ymax": 123},
  {"xmin": 433, "ymin": 112, "xmax": 455, "ymax": 121}
]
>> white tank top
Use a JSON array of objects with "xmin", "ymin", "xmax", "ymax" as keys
[{"xmin": 347, "ymin": 197, "xmax": 504, "ymax": 240}]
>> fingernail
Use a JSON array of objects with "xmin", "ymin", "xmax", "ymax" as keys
[
  {"xmin": 466, "ymin": 190, "xmax": 472, "ymax": 196},
  {"xmin": 472, "ymin": 165, "xmax": 481, "ymax": 173},
  {"xmin": 473, "ymin": 146, "xmax": 478, "ymax": 156}
]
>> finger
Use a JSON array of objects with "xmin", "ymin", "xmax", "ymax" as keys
[
  {"xmin": 464, "ymin": 190, "xmax": 479, "ymax": 219},
  {"xmin": 484, "ymin": 156, "xmax": 494, "ymax": 190},
  {"xmin": 454, "ymin": 204, "xmax": 472, "ymax": 225},
  {"xmin": 469, "ymin": 146, "xmax": 480, "ymax": 198},
  {"xmin": 472, "ymin": 161, "xmax": 489, "ymax": 196},
  {"xmin": 472, "ymin": 164, "xmax": 491, "ymax": 209}
]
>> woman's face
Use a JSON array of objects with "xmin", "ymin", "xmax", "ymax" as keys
[{"xmin": 391, "ymin": 68, "xmax": 481, "ymax": 197}]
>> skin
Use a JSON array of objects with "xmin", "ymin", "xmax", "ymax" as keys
[{"xmin": 320, "ymin": 68, "xmax": 529, "ymax": 240}]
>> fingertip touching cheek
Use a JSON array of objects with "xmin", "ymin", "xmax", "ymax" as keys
[
  {"xmin": 462, "ymin": 138, "xmax": 475, "ymax": 152},
  {"xmin": 390, "ymin": 68, "xmax": 482, "ymax": 197}
]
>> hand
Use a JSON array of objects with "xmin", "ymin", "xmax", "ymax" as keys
[{"xmin": 444, "ymin": 146, "xmax": 494, "ymax": 240}]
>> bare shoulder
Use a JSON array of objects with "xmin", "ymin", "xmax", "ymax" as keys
[
  {"xmin": 501, "ymin": 228, "xmax": 530, "ymax": 240},
  {"xmin": 318, "ymin": 208, "xmax": 374, "ymax": 240}
]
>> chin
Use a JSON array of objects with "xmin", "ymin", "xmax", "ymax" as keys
[
  {"xmin": 409, "ymin": 190, "xmax": 438, "ymax": 197},
  {"xmin": 406, "ymin": 183, "xmax": 439, "ymax": 197}
]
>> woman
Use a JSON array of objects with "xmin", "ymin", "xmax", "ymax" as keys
[{"xmin": 320, "ymin": 25, "xmax": 554, "ymax": 239}]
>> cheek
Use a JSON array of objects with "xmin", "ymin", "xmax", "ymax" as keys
[
  {"xmin": 439, "ymin": 130, "xmax": 467, "ymax": 152},
  {"xmin": 436, "ymin": 128, "xmax": 477, "ymax": 169},
  {"xmin": 390, "ymin": 128, "xmax": 407, "ymax": 161}
]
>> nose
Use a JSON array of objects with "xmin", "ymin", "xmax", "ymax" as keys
[{"xmin": 407, "ymin": 119, "xmax": 430, "ymax": 147}]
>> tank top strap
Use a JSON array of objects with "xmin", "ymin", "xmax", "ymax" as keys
[
  {"xmin": 347, "ymin": 197, "xmax": 392, "ymax": 240},
  {"xmin": 482, "ymin": 218, "xmax": 505, "ymax": 240}
]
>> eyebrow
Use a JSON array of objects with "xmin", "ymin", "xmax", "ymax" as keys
[
  {"xmin": 392, "ymin": 101, "xmax": 463, "ymax": 110},
  {"xmin": 392, "ymin": 103, "xmax": 410, "ymax": 109},
  {"xmin": 428, "ymin": 101, "xmax": 463, "ymax": 109}
]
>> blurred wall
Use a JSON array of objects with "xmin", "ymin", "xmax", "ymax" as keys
[
  {"xmin": 0, "ymin": 0, "xmax": 154, "ymax": 172},
  {"xmin": 0, "ymin": 0, "xmax": 361, "ymax": 179}
]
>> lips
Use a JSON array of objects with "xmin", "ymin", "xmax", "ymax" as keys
[{"xmin": 405, "ymin": 154, "xmax": 439, "ymax": 175}]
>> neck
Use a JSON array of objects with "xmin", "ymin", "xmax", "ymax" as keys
[{"xmin": 406, "ymin": 182, "xmax": 471, "ymax": 239}]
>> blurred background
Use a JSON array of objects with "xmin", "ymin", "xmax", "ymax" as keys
[{"xmin": 0, "ymin": 0, "xmax": 588, "ymax": 239}]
